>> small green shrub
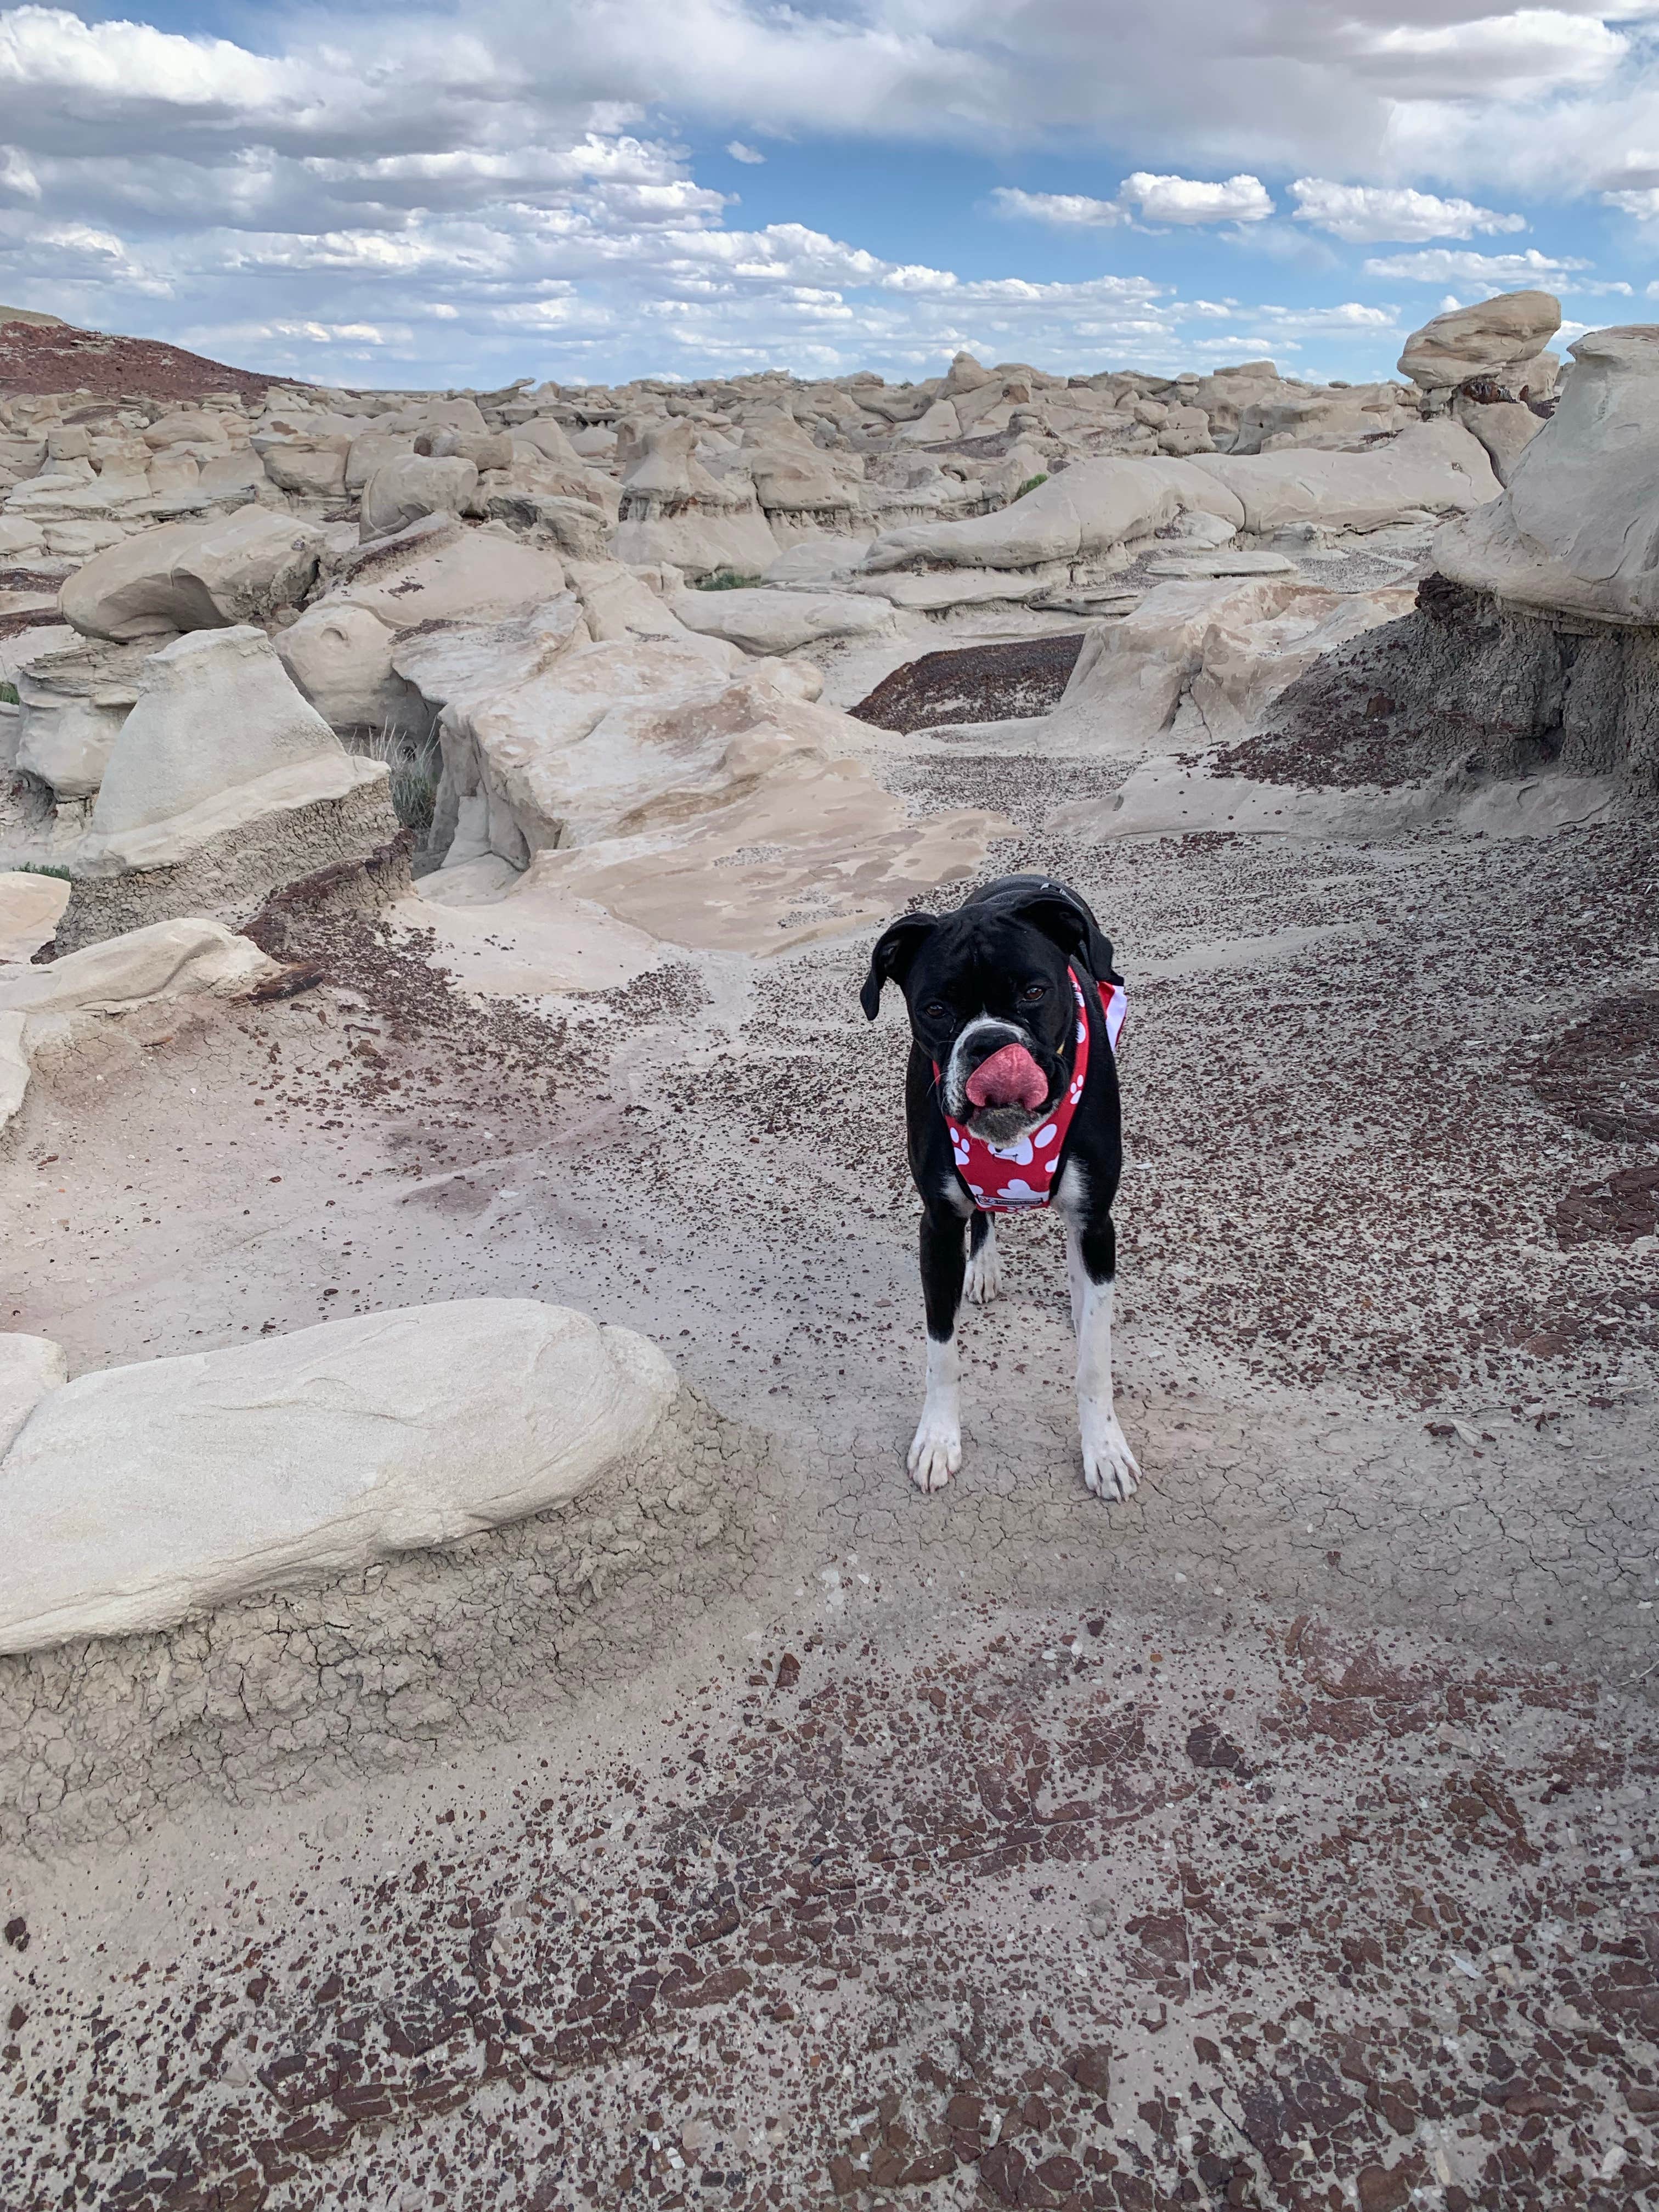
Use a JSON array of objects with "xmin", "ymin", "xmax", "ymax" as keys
[
  {"xmin": 1012, "ymin": 474, "xmax": 1049, "ymax": 501},
  {"xmin": 0, "ymin": 681, "xmax": 19, "ymax": 706},
  {"xmin": 696, "ymin": 570, "xmax": 763, "ymax": 591},
  {"xmin": 360, "ymin": 725, "xmax": 441, "ymax": 837},
  {"xmin": 15, "ymin": 860, "xmax": 71, "ymax": 879}
]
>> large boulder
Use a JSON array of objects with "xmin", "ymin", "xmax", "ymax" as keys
[
  {"xmin": 0, "ymin": 1301, "xmax": 676, "ymax": 1652},
  {"xmin": 1452, "ymin": 397, "xmax": 1543, "ymax": 486},
  {"xmin": 55, "ymin": 628, "xmax": 397, "ymax": 951},
  {"xmin": 1231, "ymin": 382, "xmax": 1417, "ymax": 456},
  {"xmin": 1188, "ymin": 361, "xmax": 1292, "ymax": 445},
  {"xmin": 87, "ymin": 625, "xmax": 357, "ymax": 847},
  {"xmin": 359, "ymin": 454, "xmax": 479, "ymax": 541},
  {"xmin": 276, "ymin": 518, "xmax": 566, "ymax": 733},
  {"xmin": 1435, "ymin": 324, "xmax": 1659, "ymax": 624},
  {"xmin": 59, "ymin": 507, "xmax": 331, "ymax": 641},
  {"xmin": 1057, "ymin": 575, "xmax": 1417, "ymax": 748},
  {"xmin": 0, "ymin": 869, "xmax": 70, "ymax": 965},
  {"xmin": 861, "ymin": 456, "xmax": 1244, "ymax": 575},
  {"xmin": 1190, "ymin": 421, "xmax": 1499, "ymax": 535},
  {"xmin": 272, "ymin": 601, "xmax": 411, "ymax": 736},
  {"xmin": 1398, "ymin": 290, "xmax": 1560, "ymax": 399},
  {"xmin": 13, "ymin": 633, "xmax": 167, "ymax": 800}
]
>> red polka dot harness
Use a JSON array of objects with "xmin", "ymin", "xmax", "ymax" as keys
[{"xmin": 936, "ymin": 967, "xmax": 1126, "ymax": 1214}]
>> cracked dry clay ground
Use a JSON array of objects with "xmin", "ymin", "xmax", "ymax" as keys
[{"xmin": 1, "ymin": 722, "xmax": 1656, "ymax": 2210}]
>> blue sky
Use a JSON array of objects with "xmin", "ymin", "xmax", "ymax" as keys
[{"xmin": 1, "ymin": 2, "xmax": 1658, "ymax": 387}]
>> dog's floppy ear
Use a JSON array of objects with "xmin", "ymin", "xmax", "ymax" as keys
[
  {"xmin": 1006, "ymin": 889, "xmax": 1090, "ymax": 961},
  {"xmin": 860, "ymin": 911, "xmax": 937, "ymax": 1019}
]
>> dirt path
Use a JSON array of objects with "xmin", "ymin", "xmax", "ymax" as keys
[{"xmin": 2, "ymin": 706, "xmax": 1655, "ymax": 2208}]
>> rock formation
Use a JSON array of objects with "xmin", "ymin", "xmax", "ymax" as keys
[
  {"xmin": 0, "ymin": 1301, "xmax": 676, "ymax": 1652},
  {"xmin": 1398, "ymin": 289, "xmax": 1561, "ymax": 404}
]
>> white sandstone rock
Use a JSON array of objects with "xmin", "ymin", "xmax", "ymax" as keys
[
  {"xmin": 360, "ymin": 455, "xmax": 479, "ymax": 540},
  {"xmin": 1434, "ymin": 324, "xmax": 1659, "ymax": 624},
  {"xmin": 262, "ymin": 442, "xmax": 349, "ymax": 499},
  {"xmin": 0, "ymin": 1334, "xmax": 64, "ymax": 1458},
  {"xmin": 273, "ymin": 601, "xmax": 409, "ymax": 734},
  {"xmin": 0, "ymin": 868, "xmax": 69, "ymax": 964},
  {"xmin": 0, "ymin": 915, "xmax": 284, "ymax": 1131},
  {"xmin": 88, "ymin": 627, "xmax": 346, "ymax": 838},
  {"xmin": 861, "ymin": 456, "xmax": 1243, "ymax": 574},
  {"xmin": 894, "ymin": 398, "xmax": 962, "ymax": 445},
  {"xmin": 1057, "ymin": 577, "xmax": 1417, "ymax": 749},
  {"xmin": 14, "ymin": 634, "xmax": 167, "ymax": 799},
  {"xmin": 60, "ymin": 507, "xmax": 331, "ymax": 641},
  {"xmin": 276, "ymin": 521, "xmax": 567, "ymax": 730},
  {"xmin": 613, "ymin": 419, "xmax": 776, "ymax": 579},
  {"xmin": 328, "ymin": 519, "xmax": 566, "ymax": 630},
  {"xmin": 1451, "ymin": 397, "xmax": 1543, "ymax": 487},
  {"xmin": 0, "ymin": 1300, "xmax": 677, "ymax": 1653},
  {"xmin": 565, "ymin": 559, "xmax": 684, "ymax": 643},
  {"xmin": 344, "ymin": 429, "xmax": 417, "ymax": 493},
  {"xmin": 669, "ymin": 586, "xmax": 894, "ymax": 654},
  {"xmin": 1190, "ymin": 421, "xmax": 1499, "ymax": 535},
  {"xmin": 1398, "ymin": 290, "xmax": 1560, "ymax": 398},
  {"xmin": 76, "ymin": 627, "xmax": 387, "ymax": 876},
  {"xmin": 0, "ymin": 912, "xmax": 279, "ymax": 1019}
]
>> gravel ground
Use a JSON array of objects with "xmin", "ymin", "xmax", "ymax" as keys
[{"xmin": 2, "ymin": 638, "xmax": 1656, "ymax": 2210}]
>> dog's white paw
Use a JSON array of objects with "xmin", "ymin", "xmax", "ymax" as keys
[
  {"xmin": 964, "ymin": 1235, "xmax": 1002, "ymax": 1306},
  {"xmin": 907, "ymin": 1415, "xmax": 962, "ymax": 1493},
  {"xmin": 1081, "ymin": 1406, "xmax": 1141, "ymax": 1502}
]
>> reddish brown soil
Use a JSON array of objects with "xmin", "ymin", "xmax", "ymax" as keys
[
  {"xmin": 0, "ymin": 314, "xmax": 290, "ymax": 403},
  {"xmin": 851, "ymin": 636, "xmax": 1086, "ymax": 734}
]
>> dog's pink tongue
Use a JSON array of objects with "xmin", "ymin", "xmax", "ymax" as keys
[{"xmin": 966, "ymin": 1043, "xmax": 1048, "ymax": 1110}]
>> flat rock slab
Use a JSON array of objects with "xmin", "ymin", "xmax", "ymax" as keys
[
  {"xmin": 0, "ymin": 1300, "xmax": 676, "ymax": 1653},
  {"xmin": 0, "ymin": 867, "xmax": 69, "ymax": 963}
]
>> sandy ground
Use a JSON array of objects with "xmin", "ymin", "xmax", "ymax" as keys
[{"xmin": 2, "ymin": 640, "xmax": 1656, "ymax": 2208}]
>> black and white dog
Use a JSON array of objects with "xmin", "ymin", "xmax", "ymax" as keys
[{"xmin": 860, "ymin": 873, "xmax": 1139, "ymax": 1502}]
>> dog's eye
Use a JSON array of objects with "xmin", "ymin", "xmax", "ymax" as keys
[
  {"xmin": 922, "ymin": 1001, "xmax": 949, "ymax": 1022},
  {"xmin": 1019, "ymin": 982, "xmax": 1048, "ymax": 1004}
]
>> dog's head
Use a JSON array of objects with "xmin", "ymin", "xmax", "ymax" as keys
[{"xmin": 860, "ymin": 888, "xmax": 1090, "ymax": 1146}]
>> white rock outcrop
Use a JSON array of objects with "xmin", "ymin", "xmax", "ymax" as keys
[
  {"xmin": 861, "ymin": 456, "xmax": 1243, "ymax": 575},
  {"xmin": 0, "ymin": 914, "xmax": 283, "ymax": 1131},
  {"xmin": 0, "ymin": 869, "xmax": 69, "ymax": 964},
  {"xmin": 1434, "ymin": 325, "xmax": 1659, "ymax": 625},
  {"xmin": 1190, "ymin": 422, "xmax": 1499, "ymax": 535},
  {"xmin": 359, "ymin": 455, "xmax": 478, "ymax": 540},
  {"xmin": 613, "ymin": 419, "xmax": 776, "ymax": 578},
  {"xmin": 78, "ymin": 625, "xmax": 385, "ymax": 874},
  {"xmin": 669, "ymin": 585, "xmax": 894, "ymax": 654},
  {"xmin": 275, "ymin": 517, "xmax": 566, "ymax": 733},
  {"xmin": 59, "ymin": 507, "xmax": 331, "ymax": 641},
  {"xmin": 1057, "ymin": 576, "xmax": 1417, "ymax": 747},
  {"xmin": 1398, "ymin": 290, "xmax": 1560, "ymax": 399},
  {"xmin": 0, "ymin": 1300, "xmax": 676, "ymax": 1654},
  {"xmin": 13, "ymin": 634, "xmax": 165, "ymax": 799}
]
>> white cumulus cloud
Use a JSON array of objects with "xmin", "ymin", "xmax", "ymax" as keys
[
  {"xmin": 988, "ymin": 187, "xmax": 1126, "ymax": 227},
  {"xmin": 1291, "ymin": 179, "xmax": 1528, "ymax": 244},
  {"xmin": 1361, "ymin": 245, "xmax": 1590, "ymax": 284},
  {"xmin": 1120, "ymin": 172, "xmax": 1273, "ymax": 224}
]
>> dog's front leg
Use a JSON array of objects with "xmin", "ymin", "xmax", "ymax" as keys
[
  {"xmin": 908, "ymin": 1200, "xmax": 969, "ymax": 1491},
  {"xmin": 1063, "ymin": 1206, "xmax": 1141, "ymax": 1503}
]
